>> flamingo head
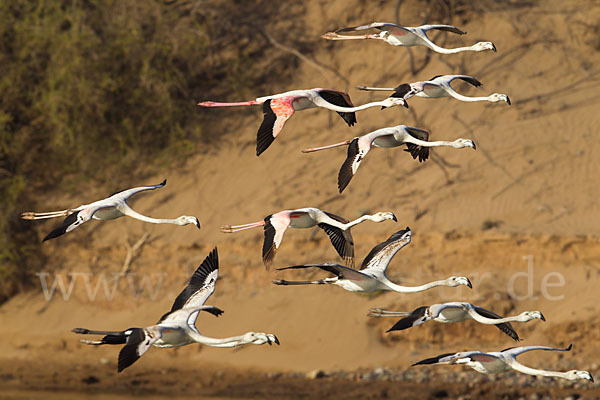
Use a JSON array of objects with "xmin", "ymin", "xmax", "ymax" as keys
[
  {"xmin": 177, "ymin": 216, "xmax": 201, "ymax": 229},
  {"xmin": 489, "ymin": 93, "xmax": 511, "ymax": 105},
  {"xmin": 519, "ymin": 311, "xmax": 546, "ymax": 322},
  {"xmin": 565, "ymin": 370, "xmax": 594, "ymax": 382},
  {"xmin": 453, "ymin": 138, "xmax": 476, "ymax": 150},
  {"xmin": 474, "ymin": 41, "xmax": 496, "ymax": 52},
  {"xmin": 447, "ymin": 276, "xmax": 472, "ymax": 289},
  {"xmin": 381, "ymin": 97, "xmax": 408, "ymax": 109},
  {"xmin": 371, "ymin": 212, "xmax": 397, "ymax": 222}
]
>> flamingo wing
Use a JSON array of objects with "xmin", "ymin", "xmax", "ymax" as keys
[
  {"xmin": 256, "ymin": 98, "xmax": 294, "ymax": 156},
  {"xmin": 338, "ymin": 137, "xmax": 366, "ymax": 193},
  {"xmin": 501, "ymin": 344, "xmax": 572, "ymax": 358},
  {"xmin": 319, "ymin": 212, "xmax": 355, "ymax": 267},
  {"xmin": 360, "ymin": 227, "xmax": 412, "ymax": 272},
  {"xmin": 336, "ymin": 22, "xmax": 408, "ymax": 34},
  {"xmin": 277, "ymin": 263, "xmax": 369, "ymax": 282},
  {"xmin": 387, "ymin": 306, "xmax": 431, "ymax": 332},
  {"xmin": 404, "ymin": 126, "xmax": 430, "ymax": 162},
  {"xmin": 431, "ymin": 75, "xmax": 482, "ymax": 88},
  {"xmin": 391, "ymin": 83, "xmax": 414, "ymax": 100},
  {"xmin": 167, "ymin": 248, "xmax": 220, "ymax": 314},
  {"xmin": 473, "ymin": 306, "xmax": 520, "ymax": 341},
  {"xmin": 42, "ymin": 204, "xmax": 111, "ymax": 241},
  {"xmin": 262, "ymin": 213, "xmax": 291, "ymax": 269},
  {"xmin": 117, "ymin": 327, "xmax": 160, "ymax": 373},
  {"xmin": 109, "ymin": 179, "xmax": 166, "ymax": 199},
  {"xmin": 317, "ymin": 90, "xmax": 357, "ymax": 126},
  {"xmin": 420, "ymin": 24, "xmax": 466, "ymax": 35}
]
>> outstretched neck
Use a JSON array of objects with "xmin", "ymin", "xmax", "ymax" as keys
[
  {"xmin": 444, "ymin": 89, "xmax": 497, "ymax": 103},
  {"xmin": 384, "ymin": 279, "xmax": 449, "ymax": 293},
  {"xmin": 342, "ymin": 214, "xmax": 379, "ymax": 229},
  {"xmin": 119, "ymin": 206, "xmax": 183, "ymax": 225},
  {"xmin": 468, "ymin": 310, "xmax": 529, "ymax": 325},
  {"xmin": 315, "ymin": 97, "xmax": 390, "ymax": 112},
  {"xmin": 188, "ymin": 331, "xmax": 245, "ymax": 348},
  {"xmin": 424, "ymin": 40, "xmax": 481, "ymax": 54},
  {"xmin": 509, "ymin": 361, "xmax": 570, "ymax": 379},
  {"xmin": 404, "ymin": 135, "xmax": 456, "ymax": 148}
]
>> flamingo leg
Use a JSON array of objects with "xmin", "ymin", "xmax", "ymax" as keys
[
  {"xmin": 321, "ymin": 32, "xmax": 382, "ymax": 41},
  {"xmin": 368, "ymin": 308, "xmax": 412, "ymax": 317},
  {"xmin": 302, "ymin": 140, "xmax": 352, "ymax": 153},
  {"xmin": 197, "ymin": 100, "xmax": 260, "ymax": 107},
  {"xmin": 21, "ymin": 210, "xmax": 72, "ymax": 220},
  {"xmin": 220, "ymin": 220, "xmax": 265, "ymax": 233}
]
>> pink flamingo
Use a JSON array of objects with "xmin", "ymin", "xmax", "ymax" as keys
[
  {"xmin": 198, "ymin": 88, "xmax": 406, "ymax": 156},
  {"xmin": 220, "ymin": 207, "xmax": 397, "ymax": 269}
]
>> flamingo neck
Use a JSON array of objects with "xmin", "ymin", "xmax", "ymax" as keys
[
  {"xmin": 385, "ymin": 279, "xmax": 449, "ymax": 293},
  {"xmin": 188, "ymin": 331, "xmax": 246, "ymax": 348}
]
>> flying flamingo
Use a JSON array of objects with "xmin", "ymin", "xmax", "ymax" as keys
[
  {"xmin": 21, "ymin": 179, "xmax": 200, "ymax": 241},
  {"xmin": 302, "ymin": 124, "xmax": 476, "ymax": 193},
  {"xmin": 73, "ymin": 248, "xmax": 279, "ymax": 372},
  {"xmin": 220, "ymin": 207, "xmax": 397, "ymax": 269},
  {"xmin": 357, "ymin": 75, "xmax": 511, "ymax": 105},
  {"xmin": 322, "ymin": 23, "xmax": 496, "ymax": 54},
  {"xmin": 273, "ymin": 227, "xmax": 473, "ymax": 293},
  {"xmin": 413, "ymin": 344, "xmax": 594, "ymax": 382},
  {"xmin": 197, "ymin": 88, "xmax": 407, "ymax": 156},
  {"xmin": 368, "ymin": 302, "xmax": 546, "ymax": 341}
]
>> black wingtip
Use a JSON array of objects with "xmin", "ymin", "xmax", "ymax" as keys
[
  {"xmin": 72, "ymin": 328, "xmax": 88, "ymax": 334},
  {"xmin": 43, "ymin": 226, "xmax": 66, "ymax": 242}
]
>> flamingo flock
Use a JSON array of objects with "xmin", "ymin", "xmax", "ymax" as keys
[{"xmin": 19, "ymin": 6, "xmax": 594, "ymax": 389}]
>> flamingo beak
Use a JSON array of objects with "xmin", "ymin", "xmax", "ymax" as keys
[
  {"xmin": 472, "ymin": 142, "xmax": 477, "ymax": 150},
  {"xmin": 540, "ymin": 313, "xmax": 546, "ymax": 322},
  {"xmin": 506, "ymin": 96, "xmax": 511, "ymax": 106},
  {"xmin": 492, "ymin": 43, "xmax": 497, "ymax": 52},
  {"xmin": 392, "ymin": 213, "xmax": 398, "ymax": 222},
  {"xmin": 196, "ymin": 220, "xmax": 201, "ymax": 229},
  {"xmin": 403, "ymin": 100, "xmax": 409, "ymax": 109},
  {"xmin": 466, "ymin": 278, "xmax": 473, "ymax": 289}
]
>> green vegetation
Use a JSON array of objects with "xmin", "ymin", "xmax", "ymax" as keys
[{"xmin": 0, "ymin": 0, "xmax": 304, "ymax": 302}]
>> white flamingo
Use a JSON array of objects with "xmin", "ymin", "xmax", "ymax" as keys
[
  {"xmin": 273, "ymin": 227, "xmax": 472, "ymax": 293},
  {"xmin": 322, "ymin": 23, "xmax": 496, "ymax": 54},
  {"xmin": 72, "ymin": 248, "xmax": 279, "ymax": 372},
  {"xmin": 197, "ymin": 88, "xmax": 406, "ymax": 156},
  {"xmin": 21, "ymin": 180, "xmax": 199, "ymax": 241},
  {"xmin": 413, "ymin": 344, "xmax": 594, "ymax": 382},
  {"xmin": 220, "ymin": 207, "xmax": 397, "ymax": 269},
  {"xmin": 357, "ymin": 74, "xmax": 511, "ymax": 105},
  {"xmin": 368, "ymin": 302, "xmax": 546, "ymax": 341},
  {"xmin": 302, "ymin": 124, "xmax": 475, "ymax": 192}
]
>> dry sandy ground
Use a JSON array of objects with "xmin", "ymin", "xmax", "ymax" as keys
[{"xmin": 2, "ymin": 0, "xmax": 600, "ymax": 398}]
